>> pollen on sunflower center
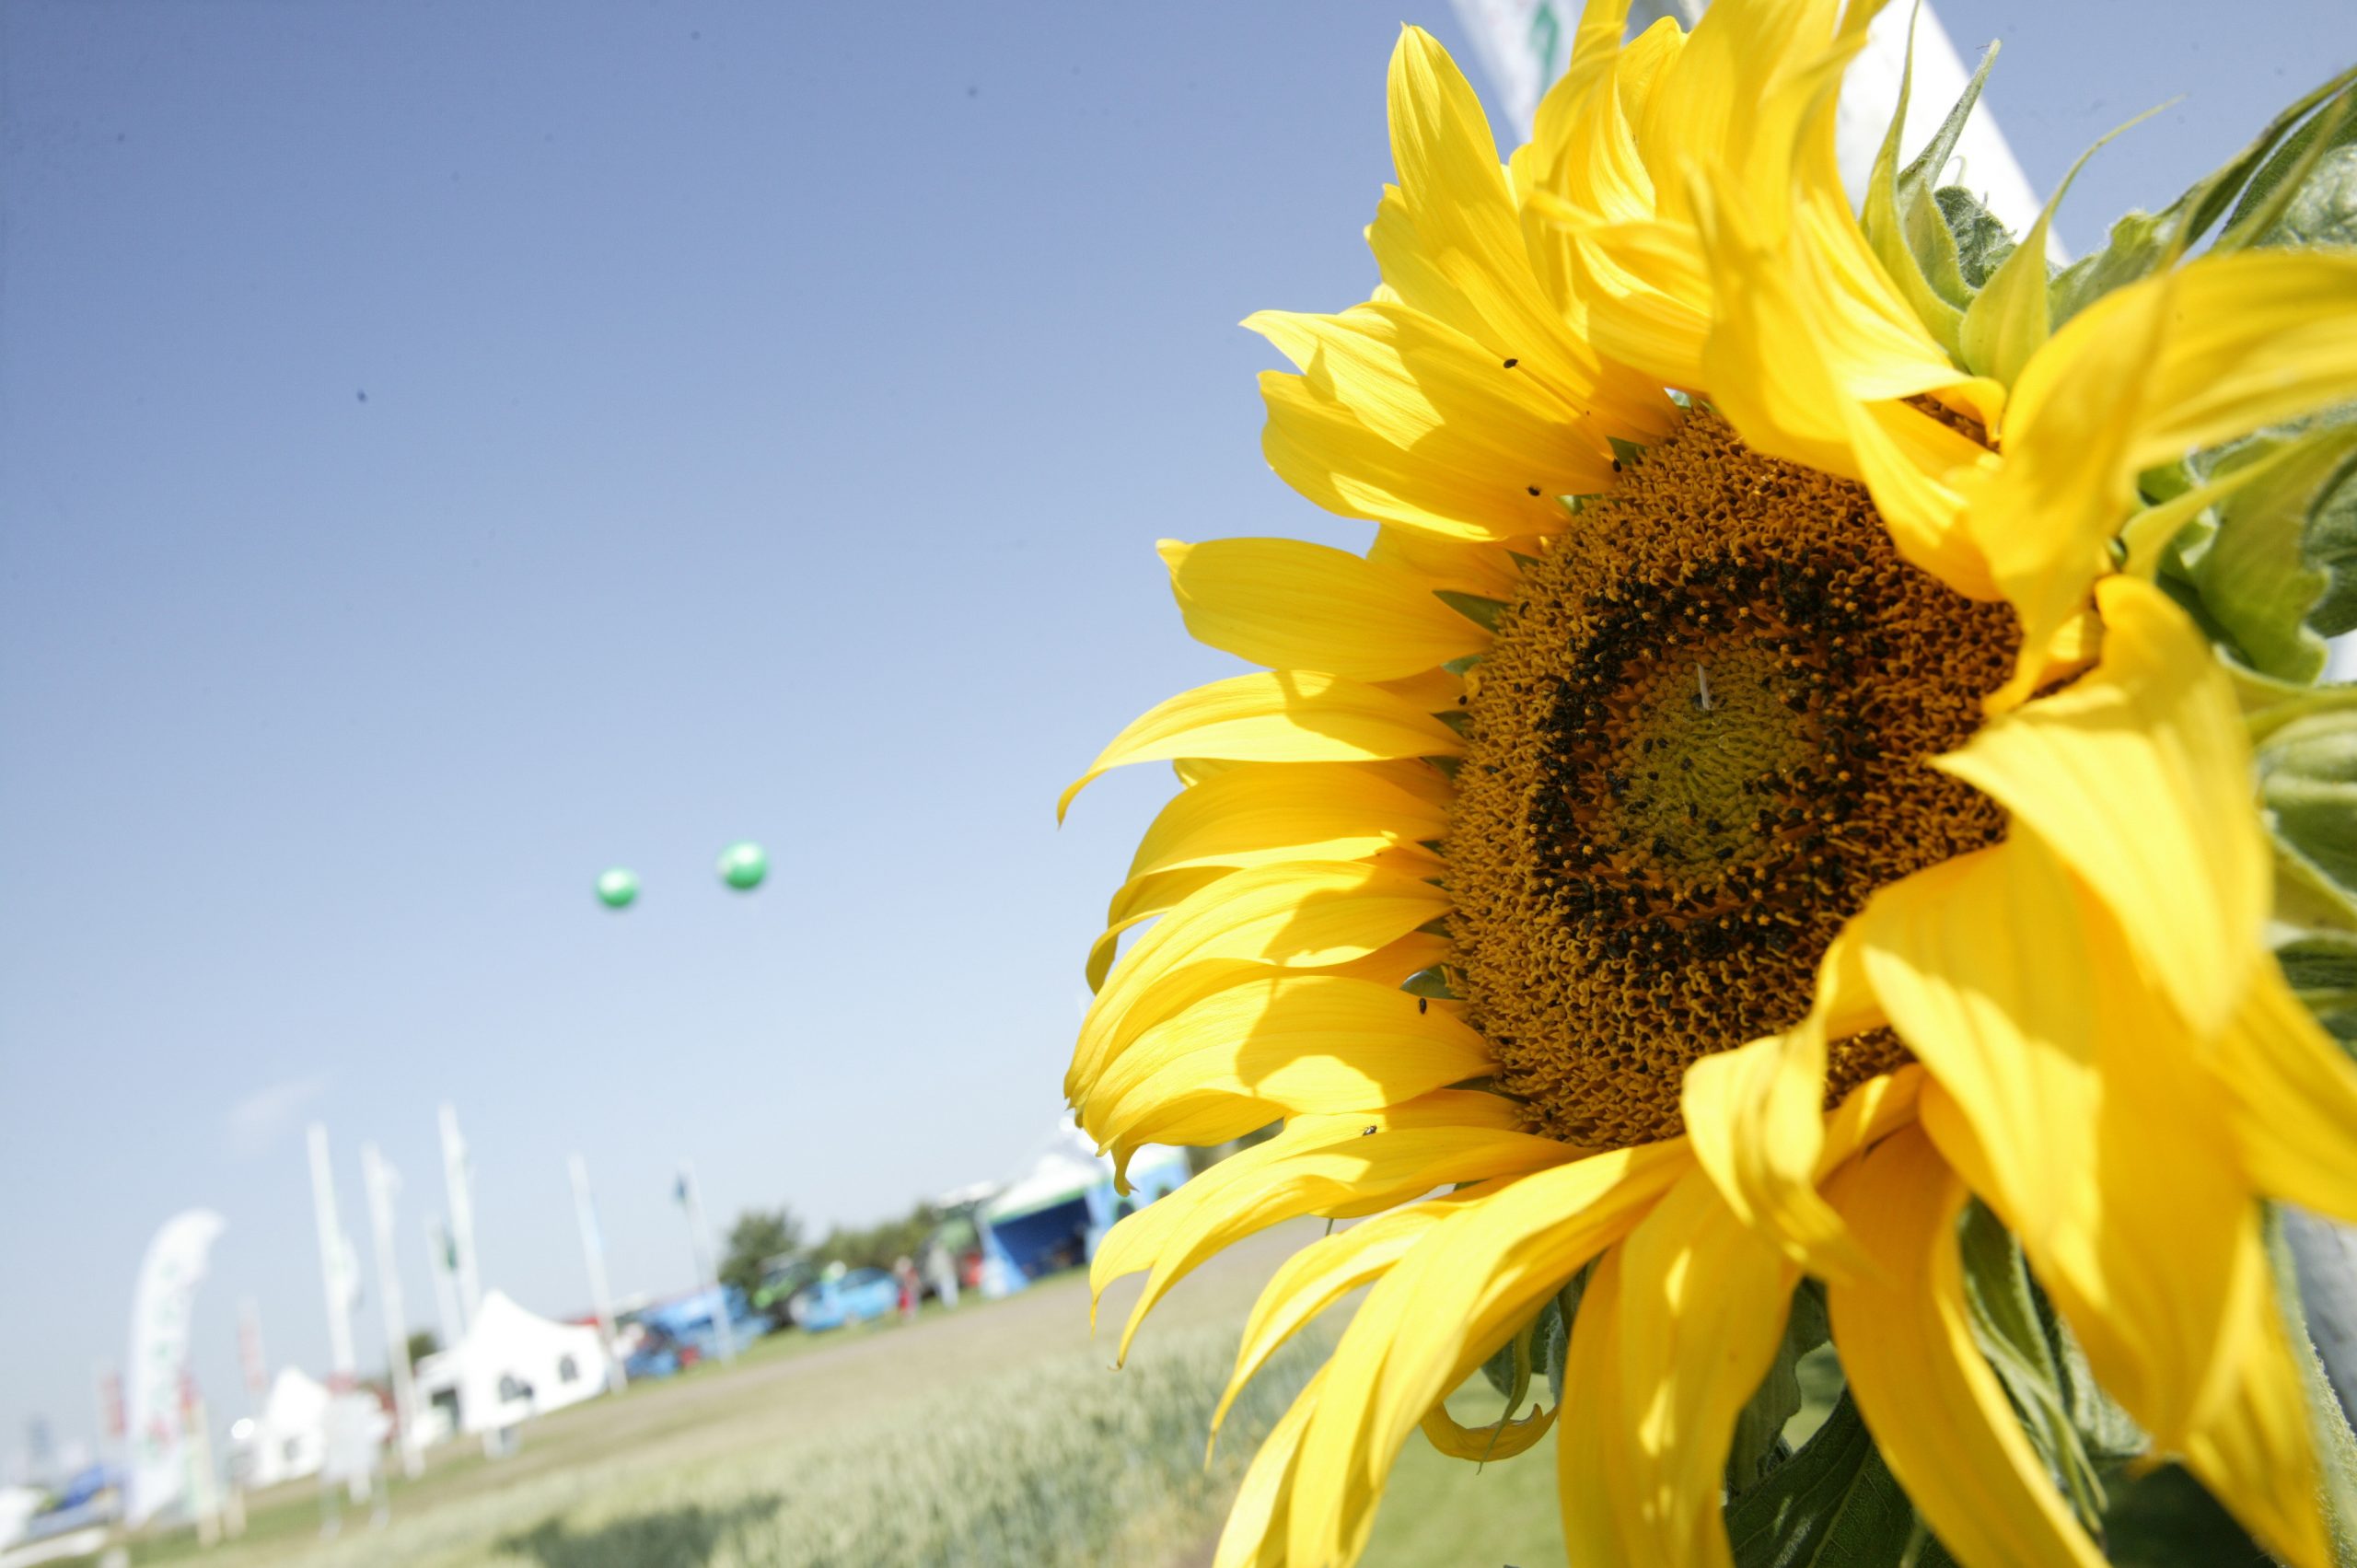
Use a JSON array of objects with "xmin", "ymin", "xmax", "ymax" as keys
[{"xmin": 1447, "ymin": 409, "xmax": 2017, "ymax": 1149}]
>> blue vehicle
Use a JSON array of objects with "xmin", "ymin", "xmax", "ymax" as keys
[{"xmin": 787, "ymin": 1266, "xmax": 900, "ymax": 1331}]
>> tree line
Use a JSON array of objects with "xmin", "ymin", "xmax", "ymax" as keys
[{"xmin": 718, "ymin": 1201, "xmax": 944, "ymax": 1299}]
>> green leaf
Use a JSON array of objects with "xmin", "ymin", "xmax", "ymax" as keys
[
  {"xmin": 1724, "ymin": 1390, "xmax": 1951, "ymax": 1568},
  {"xmin": 2309, "ymin": 459, "xmax": 2357, "ymax": 639},
  {"xmin": 1933, "ymin": 186, "xmax": 2014, "ymax": 289},
  {"xmin": 1858, "ymin": 15, "xmax": 1999, "ymax": 354},
  {"xmin": 2261, "ymin": 709, "xmax": 2357, "ymax": 900},
  {"xmin": 2268, "ymin": 1212, "xmax": 2357, "ymax": 1567},
  {"xmin": 2189, "ymin": 428, "xmax": 2357, "ymax": 682},
  {"xmin": 2226, "ymin": 78, "xmax": 2357, "ymax": 247},
  {"xmin": 2259, "ymin": 144, "xmax": 2357, "ymax": 250},
  {"xmin": 2099, "ymin": 1465, "xmax": 2273, "ymax": 1567},
  {"xmin": 1957, "ymin": 1204, "xmax": 2106, "ymax": 1527},
  {"xmin": 2030, "ymin": 1277, "xmax": 2150, "ymax": 1466},
  {"xmin": 2277, "ymin": 931, "xmax": 2357, "ymax": 1051},
  {"xmin": 2049, "ymin": 64, "xmax": 2357, "ymax": 327},
  {"xmin": 1728, "ymin": 1283, "xmax": 1832, "ymax": 1496}
]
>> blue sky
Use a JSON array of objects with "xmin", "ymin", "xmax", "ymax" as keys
[{"xmin": 3, "ymin": 0, "xmax": 2351, "ymax": 1461}]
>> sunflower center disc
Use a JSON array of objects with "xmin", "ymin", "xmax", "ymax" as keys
[{"xmin": 1448, "ymin": 409, "xmax": 2019, "ymax": 1149}]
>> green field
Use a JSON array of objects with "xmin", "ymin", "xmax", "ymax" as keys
[{"xmin": 110, "ymin": 1222, "xmax": 1568, "ymax": 1568}]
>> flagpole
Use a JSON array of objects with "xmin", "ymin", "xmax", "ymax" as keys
[
  {"xmin": 306, "ymin": 1123, "xmax": 357, "ymax": 1379},
  {"xmin": 422, "ymin": 1217, "xmax": 462, "ymax": 1353},
  {"xmin": 676, "ymin": 1162, "xmax": 735, "ymax": 1365},
  {"xmin": 436, "ymin": 1104, "xmax": 482, "ymax": 1332},
  {"xmin": 568, "ymin": 1154, "xmax": 629, "ymax": 1391},
  {"xmin": 362, "ymin": 1144, "xmax": 425, "ymax": 1477}
]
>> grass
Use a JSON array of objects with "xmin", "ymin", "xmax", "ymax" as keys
[{"xmin": 103, "ymin": 1220, "xmax": 1565, "ymax": 1568}]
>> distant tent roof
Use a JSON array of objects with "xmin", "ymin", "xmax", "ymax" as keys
[
  {"xmin": 262, "ymin": 1366, "xmax": 330, "ymax": 1428},
  {"xmin": 981, "ymin": 1124, "xmax": 1186, "ymax": 1224}
]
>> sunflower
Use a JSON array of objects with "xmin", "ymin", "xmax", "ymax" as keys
[{"xmin": 1061, "ymin": 4, "xmax": 2357, "ymax": 1564}]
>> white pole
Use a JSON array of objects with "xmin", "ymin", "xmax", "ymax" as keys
[
  {"xmin": 677, "ymin": 1162, "xmax": 735, "ymax": 1365},
  {"xmin": 306, "ymin": 1123, "xmax": 357, "ymax": 1379},
  {"xmin": 436, "ymin": 1104, "xmax": 482, "ymax": 1332},
  {"xmin": 362, "ymin": 1144, "xmax": 425, "ymax": 1477},
  {"xmin": 422, "ymin": 1218, "xmax": 462, "ymax": 1353},
  {"xmin": 236, "ymin": 1297, "xmax": 268, "ymax": 1416},
  {"xmin": 568, "ymin": 1155, "xmax": 628, "ymax": 1391}
]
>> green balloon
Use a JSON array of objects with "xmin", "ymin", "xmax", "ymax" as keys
[
  {"xmin": 716, "ymin": 841, "xmax": 767, "ymax": 891},
  {"xmin": 596, "ymin": 867, "xmax": 640, "ymax": 909}
]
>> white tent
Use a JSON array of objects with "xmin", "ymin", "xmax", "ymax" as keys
[
  {"xmin": 413, "ymin": 1290, "xmax": 607, "ymax": 1435},
  {"xmin": 237, "ymin": 1367, "xmax": 330, "ymax": 1490}
]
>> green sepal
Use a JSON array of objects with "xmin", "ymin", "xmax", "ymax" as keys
[
  {"xmin": 2223, "ymin": 83, "xmax": 2357, "ymax": 250},
  {"xmin": 1484, "ymin": 1266, "xmax": 1589, "ymax": 1409},
  {"xmin": 1544, "ymin": 1263, "xmax": 1591, "ymax": 1408},
  {"xmin": 2307, "ymin": 446, "xmax": 2357, "ymax": 639},
  {"xmin": 2184, "ymin": 426, "xmax": 2357, "ymax": 682},
  {"xmin": 1957, "ymin": 1203, "xmax": 2107, "ymax": 1527},
  {"xmin": 1723, "ymin": 1388, "xmax": 1955, "ymax": 1568},
  {"xmin": 1479, "ymin": 1299, "xmax": 1554, "ymax": 1407},
  {"xmin": 1608, "ymin": 436, "xmax": 1648, "ymax": 469},
  {"xmin": 1858, "ymin": 8, "xmax": 1999, "ymax": 355},
  {"xmin": 2260, "ymin": 708, "xmax": 2357, "ymax": 913},
  {"xmin": 1399, "ymin": 964, "xmax": 1461, "ymax": 1001},
  {"xmin": 1558, "ymin": 494, "xmax": 1604, "ymax": 518},
  {"xmin": 2277, "ymin": 931, "xmax": 2357, "ymax": 1050},
  {"xmin": 1960, "ymin": 105, "xmax": 2160, "ymax": 387},
  {"xmin": 1441, "ymin": 653, "xmax": 1482, "ymax": 677},
  {"xmin": 1433, "ymin": 589, "xmax": 1506, "ymax": 631},
  {"xmin": 2049, "ymin": 65, "xmax": 2357, "ymax": 328},
  {"xmin": 2270, "ymin": 1211, "xmax": 2357, "ymax": 1566},
  {"xmin": 1725, "ymin": 1281, "xmax": 1831, "ymax": 1496},
  {"xmin": 1933, "ymin": 186, "xmax": 2015, "ymax": 290}
]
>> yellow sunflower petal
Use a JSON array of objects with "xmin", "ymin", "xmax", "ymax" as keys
[
  {"xmin": 1087, "ymin": 864, "xmax": 1232, "ymax": 993},
  {"xmin": 1603, "ymin": 1165, "xmax": 1798, "ymax": 1568},
  {"xmin": 2020, "ymin": 249, "xmax": 2357, "ymax": 471},
  {"xmin": 1071, "ymin": 860, "xmax": 1449, "ymax": 1100},
  {"xmin": 1378, "ymin": 28, "xmax": 1639, "ymax": 419},
  {"xmin": 1935, "ymin": 575, "xmax": 2265, "ymax": 1035},
  {"xmin": 1061, "ymin": 671, "xmax": 1461, "ymax": 821},
  {"xmin": 1364, "ymin": 524, "xmax": 1527, "ymax": 598},
  {"xmin": 1158, "ymin": 537, "xmax": 1490, "ymax": 681},
  {"xmin": 1093, "ymin": 1093, "xmax": 1568, "ymax": 1362},
  {"xmin": 1419, "ymin": 1393, "xmax": 1556, "ymax": 1460},
  {"xmin": 1557, "ymin": 1242, "xmax": 1634, "ymax": 1567},
  {"xmin": 1212, "ymin": 1195, "xmax": 1477, "ymax": 1446},
  {"xmin": 1823, "ymin": 1125, "xmax": 2108, "ymax": 1568},
  {"xmin": 1122, "ymin": 761, "xmax": 1451, "ymax": 885},
  {"xmin": 1875, "ymin": 841, "xmax": 2327, "ymax": 1562},
  {"xmin": 1084, "ymin": 973, "xmax": 1499, "ymax": 1157},
  {"xmin": 1286, "ymin": 1145, "xmax": 1691, "ymax": 1566},
  {"xmin": 1679, "ymin": 917, "xmax": 1888, "ymax": 1280},
  {"xmin": 2221, "ymin": 959, "xmax": 2357, "ymax": 1226},
  {"xmin": 1973, "ymin": 250, "xmax": 2357, "ymax": 707},
  {"xmin": 1250, "ymin": 303, "xmax": 1613, "ymax": 543},
  {"xmin": 1214, "ymin": 1368, "xmax": 1324, "ymax": 1568}
]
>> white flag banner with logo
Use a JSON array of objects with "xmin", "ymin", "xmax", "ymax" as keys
[{"xmin": 124, "ymin": 1209, "xmax": 226, "ymax": 1527}]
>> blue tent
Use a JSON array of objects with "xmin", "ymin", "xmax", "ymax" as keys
[{"xmin": 975, "ymin": 1130, "xmax": 1189, "ymax": 1292}]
